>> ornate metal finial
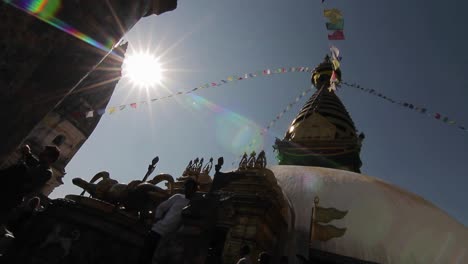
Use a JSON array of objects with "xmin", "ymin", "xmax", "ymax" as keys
[
  {"xmin": 142, "ymin": 156, "xmax": 160, "ymax": 182},
  {"xmin": 246, "ymin": 151, "xmax": 257, "ymax": 168},
  {"xmin": 324, "ymin": 54, "xmax": 331, "ymax": 63},
  {"xmin": 197, "ymin": 158, "xmax": 204, "ymax": 173},
  {"xmin": 238, "ymin": 153, "xmax": 248, "ymax": 170},
  {"xmin": 202, "ymin": 157, "xmax": 214, "ymax": 174},
  {"xmin": 255, "ymin": 150, "xmax": 267, "ymax": 169}
]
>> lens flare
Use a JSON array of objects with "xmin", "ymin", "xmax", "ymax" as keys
[
  {"xmin": 123, "ymin": 52, "xmax": 163, "ymax": 88},
  {"xmin": 182, "ymin": 94, "xmax": 264, "ymax": 154},
  {"xmin": 5, "ymin": 0, "xmax": 114, "ymax": 52}
]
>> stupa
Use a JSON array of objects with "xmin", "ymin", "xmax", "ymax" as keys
[{"xmin": 271, "ymin": 56, "xmax": 468, "ymax": 263}]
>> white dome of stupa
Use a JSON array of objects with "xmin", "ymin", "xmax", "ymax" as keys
[{"xmin": 271, "ymin": 165, "xmax": 468, "ymax": 264}]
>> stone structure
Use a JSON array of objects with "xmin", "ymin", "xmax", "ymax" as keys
[
  {"xmin": 0, "ymin": 0, "xmax": 178, "ymax": 169},
  {"xmin": 1, "ymin": 44, "xmax": 127, "ymax": 196},
  {"xmin": 274, "ymin": 56, "xmax": 364, "ymax": 172},
  {"xmin": 153, "ymin": 152, "xmax": 289, "ymax": 263}
]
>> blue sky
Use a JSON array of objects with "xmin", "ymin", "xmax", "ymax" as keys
[{"xmin": 52, "ymin": 0, "xmax": 468, "ymax": 226}]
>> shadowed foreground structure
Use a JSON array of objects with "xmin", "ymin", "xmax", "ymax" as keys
[{"xmin": 0, "ymin": 0, "xmax": 177, "ymax": 165}]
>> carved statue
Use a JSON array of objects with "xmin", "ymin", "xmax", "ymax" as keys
[
  {"xmin": 255, "ymin": 150, "xmax": 267, "ymax": 168},
  {"xmin": 72, "ymin": 171, "xmax": 174, "ymax": 215},
  {"xmin": 246, "ymin": 151, "xmax": 257, "ymax": 168},
  {"xmin": 238, "ymin": 153, "xmax": 248, "ymax": 170}
]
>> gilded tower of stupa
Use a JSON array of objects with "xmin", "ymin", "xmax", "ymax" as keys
[{"xmin": 274, "ymin": 56, "xmax": 364, "ymax": 172}]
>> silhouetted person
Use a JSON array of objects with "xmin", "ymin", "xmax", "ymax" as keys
[
  {"xmin": 0, "ymin": 145, "xmax": 59, "ymax": 225},
  {"xmin": 139, "ymin": 178, "xmax": 198, "ymax": 264},
  {"xmin": 257, "ymin": 252, "xmax": 271, "ymax": 264},
  {"xmin": 236, "ymin": 245, "xmax": 252, "ymax": 264}
]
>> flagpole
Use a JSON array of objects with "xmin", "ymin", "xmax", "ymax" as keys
[{"xmin": 310, "ymin": 196, "xmax": 320, "ymax": 247}]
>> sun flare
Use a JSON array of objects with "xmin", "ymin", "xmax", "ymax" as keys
[{"xmin": 123, "ymin": 52, "xmax": 163, "ymax": 88}]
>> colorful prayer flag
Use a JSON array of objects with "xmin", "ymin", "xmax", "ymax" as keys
[
  {"xmin": 328, "ymin": 30, "xmax": 345, "ymax": 40},
  {"xmin": 119, "ymin": 105, "xmax": 126, "ymax": 110},
  {"xmin": 130, "ymin": 103, "xmax": 137, "ymax": 109},
  {"xmin": 324, "ymin": 9, "xmax": 343, "ymax": 23},
  {"xmin": 331, "ymin": 58, "xmax": 340, "ymax": 70},
  {"xmin": 330, "ymin": 46, "xmax": 340, "ymax": 61},
  {"xmin": 326, "ymin": 19, "xmax": 344, "ymax": 30},
  {"xmin": 108, "ymin": 107, "xmax": 116, "ymax": 114}
]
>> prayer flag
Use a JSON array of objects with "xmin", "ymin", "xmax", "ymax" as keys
[
  {"xmin": 326, "ymin": 19, "xmax": 344, "ymax": 30},
  {"xmin": 227, "ymin": 76, "xmax": 234, "ymax": 81},
  {"xmin": 328, "ymin": 83, "xmax": 336, "ymax": 92},
  {"xmin": 130, "ymin": 103, "xmax": 137, "ymax": 108},
  {"xmin": 119, "ymin": 105, "xmax": 126, "ymax": 110},
  {"xmin": 330, "ymin": 70, "xmax": 339, "ymax": 83},
  {"xmin": 331, "ymin": 58, "xmax": 340, "ymax": 70},
  {"xmin": 312, "ymin": 223, "xmax": 347, "ymax": 241},
  {"xmin": 108, "ymin": 107, "xmax": 116, "ymax": 114},
  {"xmin": 85, "ymin": 111, "xmax": 94, "ymax": 118},
  {"xmin": 435, "ymin": 113, "xmax": 441, "ymax": 119},
  {"xmin": 330, "ymin": 46, "xmax": 340, "ymax": 61},
  {"xmin": 328, "ymin": 30, "xmax": 345, "ymax": 40},
  {"xmin": 324, "ymin": 9, "xmax": 343, "ymax": 23},
  {"xmin": 314, "ymin": 206, "xmax": 348, "ymax": 224}
]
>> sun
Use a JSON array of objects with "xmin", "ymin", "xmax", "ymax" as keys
[{"xmin": 122, "ymin": 52, "xmax": 164, "ymax": 88}]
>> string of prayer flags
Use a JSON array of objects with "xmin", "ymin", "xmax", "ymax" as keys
[
  {"xmin": 81, "ymin": 66, "xmax": 314, "ymax": 118},
  {"xmin": 342, "ymin": 81, "xmax": 467, "ymax": 133},
  {"xmin": 324, "ymin": 9, "xmax": 345, "ymax": 40}
]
